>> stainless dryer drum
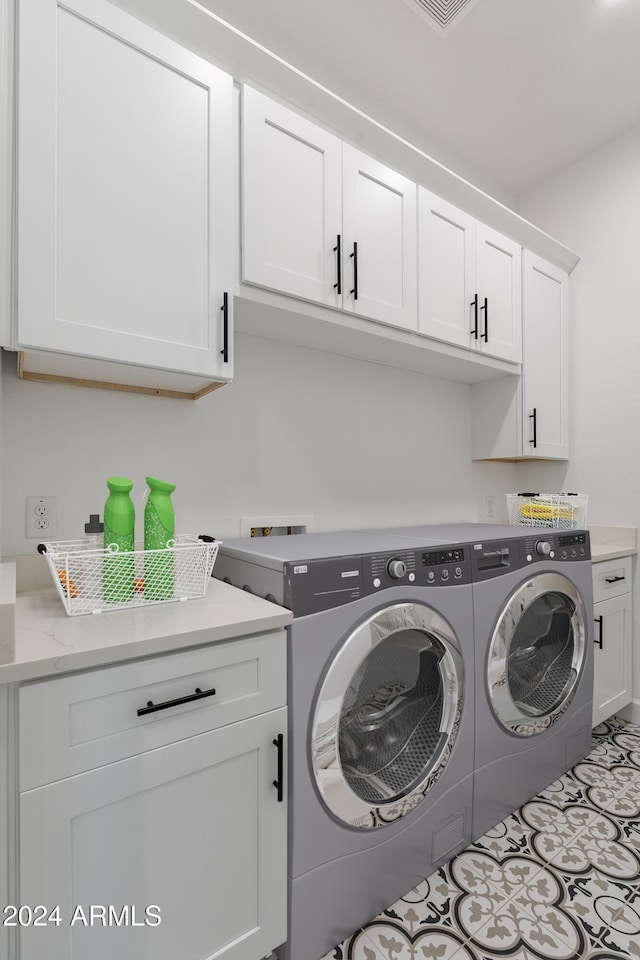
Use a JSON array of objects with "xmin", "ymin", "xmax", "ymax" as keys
[
  {"xmin": 311, "ymin": 602, "xmax": 464, "ymax": 829},
  {"xmin": 487, "ymin": 572, "xmax": 587, "ymax": 736}
]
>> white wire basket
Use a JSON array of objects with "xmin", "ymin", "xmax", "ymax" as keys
[
  {"xmin": 506, "ymin": 493, "xmax": 588, "ymax": 530},
  {"xmin": 40, "ymin": 534, "xmax": 220, "ymax": 616}
]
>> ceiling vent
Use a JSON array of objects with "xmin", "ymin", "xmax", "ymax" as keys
[{"xmin": 404, "ymin": 0, "xmax": 483, "ymax": 36}]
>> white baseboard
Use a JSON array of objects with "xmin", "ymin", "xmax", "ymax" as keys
[{"xmin": 617, "ymin": 701, "xmax": 640, "ymax": 724}]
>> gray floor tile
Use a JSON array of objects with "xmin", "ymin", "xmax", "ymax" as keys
[{"xmin": 325, "ymin": 717, "xmax": 640, "ymax": 960}]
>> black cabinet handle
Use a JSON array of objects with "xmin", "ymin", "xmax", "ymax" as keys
[
  {"xmin": 480, "ymin": 297, "xmax": 488, "ymax": 341},
  {"xmin": 529, "ymin": 408, "xmax": 537, "ymax": 448},
  {"xmin": 137, "ymin": 686, "xmax": 216, "ymax": 717},
  {"xmin": 594, "ymin": 616, "xmax": 603, "ymax": 650},
  {"xmin": 333, "ymin": 234, "xmax": 342, "ymax": 295},
  {"xmin": 273, "ymin": 733, "xmax": 284, "ymax": 802},
  {"xmin": 350, "ymin": 242, "xmax": 358, "ymax": 301},
  {"xmin": 220, "ymin": 292, "xmax": 229, "ymax": 363},
  {"xmin": 605, "ymin": 575, "xmax": 625, "ymax": 584},
  {"xmin": 470, "ymin": 294, "xmax": 478, "ymax": 339}
]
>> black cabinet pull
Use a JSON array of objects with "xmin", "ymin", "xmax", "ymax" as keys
[
  {"xmin": 480, "ymin": 297, "xmax": 488, "ymax": 341},
  {"xmin": 350, "ymin": 242, "xmax": 358, "ymax": 300},
  {"xmin": 529, "ymin": 408, "xmax": 537, "ymax": 448},
  {"xmin": 605, "ymin": 575, "xmax": 625, "ymax": 584},
  {"xmin": 137, "ymin": 686, "xmax": 216, "ymax": 717},
  {"xmin": 594, "ymin": 616, "xmax": 603, "ymax": 650},
  {"xmin": 273, "ymin": 733, "xmax": 284, "ymax": 802},
  {"xmin": 333, "ymin": 234, "xmax": 342, "ymax": 295},
  {"xmin": 220, "ymin": 292, "xmax": 229, "ymax": 363},
  {"xmin": 470, "ymin": 294, "xmax": 478, "ymax": 339}
]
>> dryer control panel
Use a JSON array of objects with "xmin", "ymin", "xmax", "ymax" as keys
[
  {"xmin": 284, "ymin": 545, "xmax": 472, "ymax": 615},
  {"xmin": 471, "ymin": 530, "xmax": 591, "ymax": 582}
]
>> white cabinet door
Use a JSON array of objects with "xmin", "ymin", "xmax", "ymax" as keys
[
  {"xmin": 19, "ymin": 707, "xmax": 287, "ymax": 960},
  {"xmin": 593, "ymin": 594, "xmax": 632, "ymax": 727},
  {"xmin": 18, "ymin": 0, "xmax": 234, "ymax": 380},
  {"xmin": 418, "ymin": 189, "xmax": 476, "ymax": 348},
  {"xmin": 242, "ymin": 86, "xmax": 342, "ymax": 307},
  {"xmin": 342, "ymin": 144, "xmax": 417, "ymax": 331},
  {"xmin": 522, "ymin": 251, "xmax": 569, "ymax": 459},
  {"xmin": 418, "ymin": 191, "xmax": 521, "ymax": 362},
  {"xmin": 475, "ymin": 224, "xmax": 522, "ymax": 364}
]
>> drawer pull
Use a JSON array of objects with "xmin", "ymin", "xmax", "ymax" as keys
[
  {"xmin": 594, "ymin": 616, "xmax": 604, "ymax": 650},
  {"xmin": 137, "ymin": 686, "xmax": 216, "ymax": 717},
  {"xmin": 605, "ymin": 575, "xmax": 625, "ymax": 584},
  {"xmin": 273, "ymin": 733, "xmax": 284, "ymax": 802}
]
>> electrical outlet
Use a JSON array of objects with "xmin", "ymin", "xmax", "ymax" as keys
[
  {"xmin": 485, "ymin": 495, "xmax": 495, "ymax": 519},
  {"xmin": 26, "ymin": 497, "xmax": 57, "ymax": 539}
]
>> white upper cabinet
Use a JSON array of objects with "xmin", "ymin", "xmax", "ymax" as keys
[
  {"xmin": 475, "ymin": 224, "xmax": 522, "ymax": 364},
  {"xmin": 242, "ymin": 86, "xmax": 417, "ymax": 332},
  {"xmin": 418, "ymin": 189, "xmax": 521, "ymax": 363},
  {"xmin": 471, "ymin": 251, "xmax": 568, "ymax": 460},
  {"xmin": 418, "ymin": 191, "xmax": 476, "ymax": 349},
  {"xmin": 521, "ymin": 251, "xmax": 569, "ymax": 459},
  {"xmin": 342, "ymin": 145, "xmax": 417, "ymax": 331},
  {"xmin": 241, "ymin": 86, "xmax": 342, "ymax": 308},
  {"xmin": 17, "ymin": 0, "xmax": 234, "ymax": 385}
]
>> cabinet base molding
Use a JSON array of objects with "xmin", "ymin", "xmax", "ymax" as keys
[{"xmin": 15, "ymin": 351, "xmax": 227, "ymax": 400}]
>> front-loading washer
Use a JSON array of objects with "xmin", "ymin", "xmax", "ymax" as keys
[
  {"xmin": 214, "ymin": 531, "xmax": 476, "ymax": 960},
  {"xmin": 363, "ymin": 523, "xmax": 595, "ymax": 840}
]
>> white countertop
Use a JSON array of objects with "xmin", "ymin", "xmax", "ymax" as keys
[
  {"xmin": 1, "ymin": 578, "xmax": 292, "ymax": 685},
  {"xmin": 588, "ymin": 525, "xmax": 637, "ymax": 563}
]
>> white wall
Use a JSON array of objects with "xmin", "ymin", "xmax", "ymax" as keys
[
  {"xmin": 0, "ymin": 333, "xmax": 518, "ymax": 559},
  {"xmin": 516, "ymin": 121, "xmax": 640, "ymax": 713}
]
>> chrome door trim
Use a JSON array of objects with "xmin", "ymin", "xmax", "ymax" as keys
[
  {"xmin": 311, "ymin": 601, "xmax": 464, "ymax": 830},
  {"xmin": 487, "ymin": 572, "xmax": 587, "ymax": 737}
]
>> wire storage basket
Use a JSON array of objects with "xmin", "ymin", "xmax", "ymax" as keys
[
  {"xmin": 41, "ymin": 534, "xmax": 220, "ymax": 616},
  {"xmin": 506, "ymin": 493, "xmax": 588, "ymax": 530}
]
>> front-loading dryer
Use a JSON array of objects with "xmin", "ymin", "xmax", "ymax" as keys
[
  {"xmin": 363, "ymin": 523, "xmax": 595, "ymax": 841},
  {"xmin": 214, "ymin": 531, "xmax": 475, "ymax": 960},
  {"xmin": 469, "ymin": 526, "xmax": 594, "ymax": 839}
]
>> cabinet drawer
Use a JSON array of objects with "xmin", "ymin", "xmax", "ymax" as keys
[
  {"xmin": 19, "ymin": 630, "xmax": 286, "ymax": 790},
  {"xmin": 592, "ymin": 557, "xmax": 632, "ymax": 603}
]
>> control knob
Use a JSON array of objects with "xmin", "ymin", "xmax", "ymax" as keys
[
  {"xmin": 387, "ymin": 558, "xmax": 407, "ymax": 579},
  {"xmin": 535, "ymin": 540, "xmax": 552, "ymax": 557}
]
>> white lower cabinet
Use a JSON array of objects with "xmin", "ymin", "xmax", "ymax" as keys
[
  {"xmin": 15, "ymin": 635, "xmax": 288, "ymax": 960},
  {"xmin": 592, "ymin": 557, "xmax": 633, "ymax": 727}
]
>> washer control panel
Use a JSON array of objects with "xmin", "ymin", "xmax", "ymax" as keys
[
  {"xmin": 366, "ymin": 545, "xmax": 471, "ymax": 591},
  {"xmin": 284, "ymin": 545, "xmax": 473, "ymax": 614}
]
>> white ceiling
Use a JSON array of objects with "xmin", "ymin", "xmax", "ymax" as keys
[{"xmin": 199, "ymin": 0, "xmax": 640, "ymax": 202}]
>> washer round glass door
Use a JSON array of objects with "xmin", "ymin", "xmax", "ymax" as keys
[
  {"xmin": 311, "ymin": 601, "xmax": 464, "ymax": 830},
  {"xmin": 487, "ymin": 572, "xmax": 587, "ymax": 737}
]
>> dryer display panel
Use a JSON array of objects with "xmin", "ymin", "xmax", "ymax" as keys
[
  {"xmin": 311, "ymin": 602, "xmax": 464, "ymax": 829},
  {"xmin": 487, "ymin": 572, "xmax": 587, "ymax": 737}
]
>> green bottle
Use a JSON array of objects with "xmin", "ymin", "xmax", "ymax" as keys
[
  {"xmin": 103, "ymin": 477, "xmax": 135, "ymax": 602},
  {"xmin": 144, "ymin": 477, "xmax": 176, "ymax": 600}
]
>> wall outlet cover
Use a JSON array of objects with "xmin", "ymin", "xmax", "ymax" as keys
[{"xmin": 26, "ymin": 497, "xmax": 57, "ymax": 539}]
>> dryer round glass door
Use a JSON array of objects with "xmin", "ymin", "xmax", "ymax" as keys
[
  {"xmin": 311, "ymin": 601, "xmax": 464, "ymax": 830},
  {"xmin": 487, "ymin": 572, "xmax": 587, "ymax": 737}
]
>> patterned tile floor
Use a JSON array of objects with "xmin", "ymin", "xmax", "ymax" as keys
[{"xmin": 321, "ymin": 716, "xmax": 640, "ymax": 960}]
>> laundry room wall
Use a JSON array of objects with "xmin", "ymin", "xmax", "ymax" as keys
[
  {"xmin": 0, "ymin": 334, "xmax": 518, "ymax": 559},
  {"xmin": 515, "ymin": 122, "xmax": 640, "ymax": 521},
  {"xmin": 515, "ymin": 121, "xmax": 640, "ymax": 715}
]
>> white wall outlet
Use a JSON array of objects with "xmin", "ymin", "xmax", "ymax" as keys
[
  {"xmin": 26, "ymin": 497, "xmax": 57, "ymax": 539},
  {"xmin": 485, "ymin": 495, "xmax": 495, "ymax": 519}
]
